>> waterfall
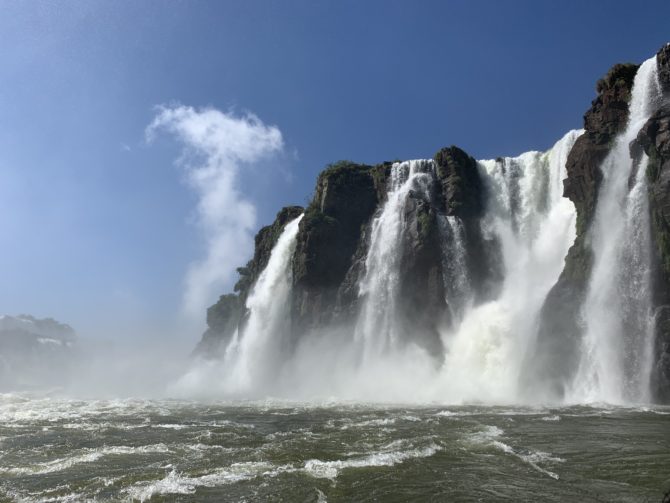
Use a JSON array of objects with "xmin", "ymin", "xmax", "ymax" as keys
[
  {"xmin": 569, "ymin": 57, "xmax": 662, "ymax": 404},
  {"xmin": 354, "ymin": 160, "xmax": 436, "ymax": 361},
  {"xmin": 440, "ymin": 215, "xmax": 471, "ymax": 321},
  {"xmin": 183, "ymin": 54, "xmax": 667, "ymax": 406},
  {"xmin": 223, "ymin": 214, "xmax": 304, "ymax": 394},
  {"xmin": 434, "ymin": 130, "xmax": 581, "ymax": 402}
]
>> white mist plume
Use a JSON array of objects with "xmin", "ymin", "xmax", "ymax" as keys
[{"xmin": 146, "ymin": 105, "xmax": 284, "ymax": 318}]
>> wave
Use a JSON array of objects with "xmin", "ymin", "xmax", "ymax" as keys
[
  {"xmin": 467, "ymin": 424, "xmax": 565, "ymax": 480},
  {"xmin": 303, "ymin": 443, "xmax": 442, "ymax": 479},
  {"xmin": 124, "ymin": 463, "xmax": 292, "ymax": 501},
  {"xmin": 0, "ymin": 444, "xmax": 170, "ymax": 476},
  {"xmin": 491, "ymin": 440, "xmax": 565, "ymax": 480}
]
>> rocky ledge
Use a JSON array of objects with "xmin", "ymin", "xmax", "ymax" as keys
[{"xmin": 197, "ymin": 44, "xmax": 670, "ymax": 403}]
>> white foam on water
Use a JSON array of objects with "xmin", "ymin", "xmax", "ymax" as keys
[
  {"xmin": 435, "ymin": 409, "xmax": 476, "ymax": 418},
  {"xmin": 468, "ymin": 423, "xmax": 564, "ymax": 480},
  {"xmin": 20, "ymin": 492, "xmax": 85, "ymax": 503},
  {"xmin": 647, "ymin": 409, "xmax": 670, "ymax": 415},
  {"xmin": 0, "ymin": 444, "xmax": 170, "ymax": 476},
  {"xmin": 469, "ymin": 424, "xmax": 504, "ymax": 443},
  {"xmin": 12, "ymin": 475, "xmax": 125, "ymax": 503},
  {"xmin": 303, "ymin": 443, "xmax": 442, "ymax": 479},
  {"xmin": 124, "ymin": 462, "xmax": 293, "ymax": 501},
  {"xmin": 153, "ymin": 423, "xmax": 190, "ymax": 430},
  {"xmin": 491, "ymin": 441, "xmax": 564, "ymax": 480},
  {"xmin": 341, "ymin": 417, "xmax": 397, "ymax": 429},
  {"xmin": 0, "ymin": 395, "xmax": 178, "ymax": 425}
]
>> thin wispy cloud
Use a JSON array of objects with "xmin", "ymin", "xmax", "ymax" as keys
[{"xmin": 146, "ymin": 105, "xmax": 284, "ymax": 318}]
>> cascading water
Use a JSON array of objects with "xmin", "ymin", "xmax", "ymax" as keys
[
  {"xmin": 197, "ymin": 133, "xmax": 584, "ymax": 403},
  {"xmin": 434, "ymin": 130, "xmax": 581, "ymax": 402},
  {"xmin": 354, "ymin": 160, "xmax": 436, "ymax": 361},
  {"xmin": 569, "ymin": 57, "xmax": 662, "ymax": 404},
  {"xmin": 440, "ymin": 215, "xmax": 471, "ymax": 321},
  {"xmin": 218, "ymin": 214, "xmax": 303, "ymax": 395},
  {"xmin": 183, "ymin": 54, "xmax": 667, "ymax": 406}
]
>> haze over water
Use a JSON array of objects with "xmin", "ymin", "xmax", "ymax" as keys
[{"xmin": 3, "ymin": 4, "xmax": 670, "ymax": 503}]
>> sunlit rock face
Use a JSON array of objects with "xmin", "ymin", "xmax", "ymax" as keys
[{"xmin": 194, "ymin": 45, "xmax": 670, "ymax": 405}]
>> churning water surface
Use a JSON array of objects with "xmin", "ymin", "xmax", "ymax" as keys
[{"xmin": 0, "ymin": 393, "xmax": 668, "ymax": 502}]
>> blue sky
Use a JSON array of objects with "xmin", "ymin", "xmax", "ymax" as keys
[{"xmin": 1, "ymin": 0, "xmax": 669, "ymax": 345}]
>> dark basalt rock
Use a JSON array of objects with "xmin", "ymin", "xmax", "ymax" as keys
[
  {"xmin": 191, "ymin": 46, "xmax": 670, "ymax": 403},
  {"xmin": 527, "ymin": 61, "xmax": 639, "ymax": 400},
  {"xmin": 653, "ymin": 306, "xmax": 670, "ymax": 403},
  {"xmin": 329, "ymin": 162, "xmax": 393, "ymax": 320},
  {"xmin": 583, "ymin": 63, "xmax": 639, "ymax": 145},
  {"xmin": 195, "ymin": 146, "xmax": 496, "ymax": 358},
  {"xmin": 565, "ymin": 63, "xmax": 639, "ymax": 234},
  {"xmin": 434, "ymin": 146, "xmax": 503, "ymax": 303},
  {"xmin": 195, "ymin": 293, "xmax": 243, "ymax": 356},
  {"xmin": 194, "ymin": 205, "xmax": 304, "ymax": 356},
  {"xmin": 434, "ymin": 146, "xmax": 484, "ymax": 218},
  {"xmin": 246, "ymin": 206, "xmax": 305, "ymax": 291},
  {"xmin": 657, "ymin": 43, "xmax": 670, "ymax": 94},
  {"xmin": 334, "ymin": 221, "xmax": 374, "ymax": 324},
  {"xmin": 635, "ymin": 105, "xmax": 670, "ymax": 402},
  {"xmin": 396, "ymin": 172, "xmax": 448, "ymax": 358},
  {"xmin": 291, "ymin": 162, "xmax": 380, "ymax": 333}
]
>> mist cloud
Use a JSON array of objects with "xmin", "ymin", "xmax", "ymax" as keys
[{"xmin": 146, "ymin": 105, "xmax": 284, "ymax": 318}]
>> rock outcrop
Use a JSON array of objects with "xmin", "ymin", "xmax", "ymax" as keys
[
  {"xmin": 657, "ymin": 43, "xmax": 670, "ymax": 94},
  {"xmin": 434, "ymin": 146, "xmax": 484, "ymax": 218},
  {"xmin": 196, "ymin": 44, "xmax": 670, "ymax": 403},
  {"xmin": 527, "ymin": 62, "xmax": 639, "ymax": 399},
  {"xmin": 291, "ymin": 151, "xmax": 492, "ymax": 356},
  {"xmin": 290, "ymin": 161, "xmax": 382, "ymax": 335},
  {"xmin": 195, "ymin": 206, "xmax": 304, "ymax": 356},
  {"xmin": 198, "ymin": 151, "xmax": 491, "ymax": 357},
  {"xmin": 435, "ymin": 147, "xmax": 503, "ymax": 303},
  {"xmin": 635, "ymin": 104, "xmax": 670, "ymax": 402}
]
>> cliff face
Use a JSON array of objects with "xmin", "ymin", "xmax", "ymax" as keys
[
  {"xmin": 291, "ymin": 162, "xmax": 381, "ymax": 335},
  {"xmin": 291, "ymin": 153, "xmax": 489, "ymax": 356},
  {"xmin": 195, "ymin": 205, "xmax": 304, "ymax": 355},
  {"xmin": 636, "ymin": 101, "xmax": 670, "ymax": 402},
  {"xmin": 198, "ymin": 45, "xmax": 670, "ymax": 403},
  {"xmin": 627, "ymin": 47, "xmax": 670, "ymax": 403},
  {"xmin": 199, "ymin": 151, "xmax": 491, "ymax": 359},
  {"xmin": 657, "ymin": 43, "xmax": 670, "ymax": 94},
  {"xmin": 435, "ymin": 147, "xmax": 503, "ymax": 304},
  {"xmin": 525, "ymin": 62, "xmax": 639, "ymax": 399}
]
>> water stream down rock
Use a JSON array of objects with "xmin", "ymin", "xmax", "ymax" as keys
[{"xmin": 193, "ymin": 44, "xmax": 670, "ymax": 405}]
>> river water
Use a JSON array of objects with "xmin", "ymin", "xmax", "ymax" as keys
[{"xmin": 1, "ymin": 393, "xmax": 668, "ymax": 502}]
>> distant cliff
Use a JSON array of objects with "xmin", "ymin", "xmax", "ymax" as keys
[
  {"xmin": 0, "ymin": 315, "xmax": 77, "ymax": 390},
  {"xmin": 196, "ymin": 44, "xmax": 670, "ymax": 404}
]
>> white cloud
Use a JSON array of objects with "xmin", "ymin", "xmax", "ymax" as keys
[{"xmin": 146, "ymin": 105, "xmax": 284, "ymax": 318}]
